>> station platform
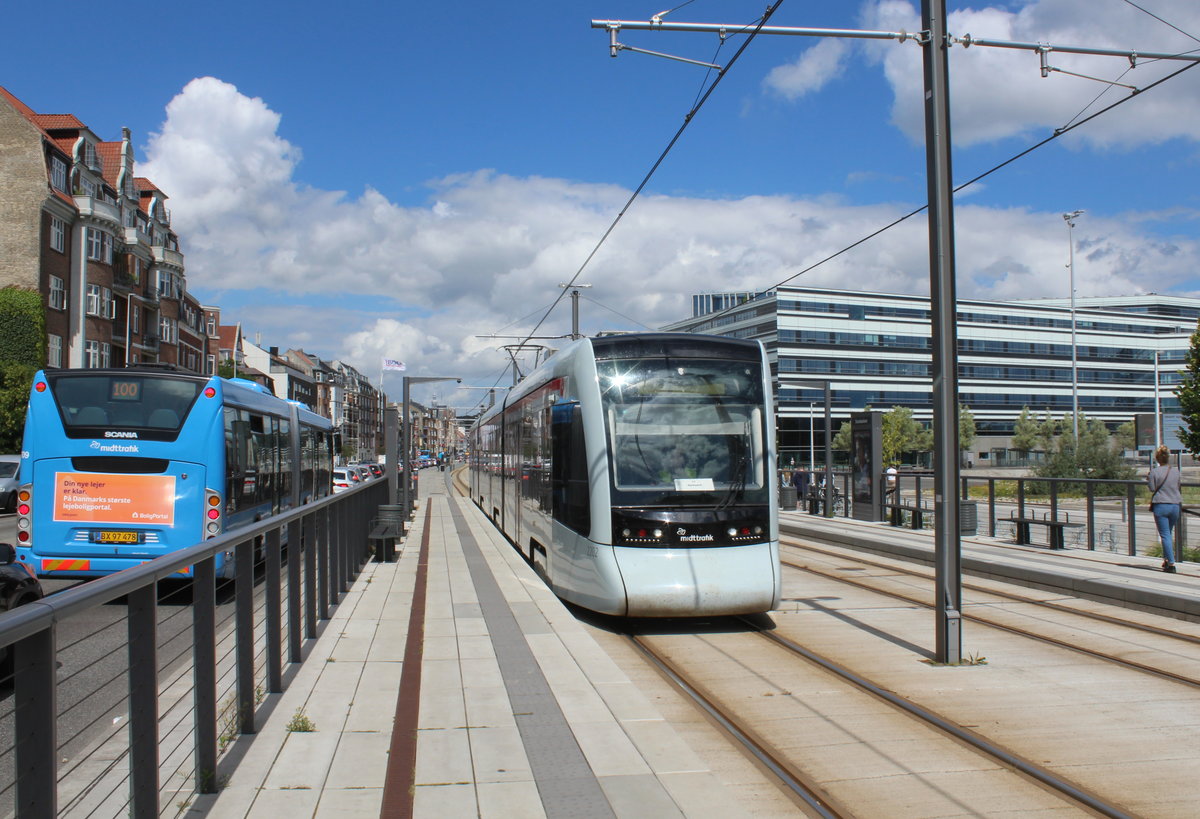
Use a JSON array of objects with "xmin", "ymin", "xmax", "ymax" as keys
[
  {"xmin": 193, "ymin": 473, "xmax": 749, "ymax": 818},
  {"xmin": 191, "ymin": 476, "xmax": 1200, "ymax": 818}
]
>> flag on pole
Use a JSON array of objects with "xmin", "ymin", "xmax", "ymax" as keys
[{"xmin": 382, "ymin": 358, "xmax": 406, "ymax": 372}]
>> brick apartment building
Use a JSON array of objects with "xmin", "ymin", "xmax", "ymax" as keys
[{"xmin": 0, "ymin": 85, "xmax": 209, "ymax": 373}]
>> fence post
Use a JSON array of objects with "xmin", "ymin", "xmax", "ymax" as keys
[
  {"xmin": 128, "ymin": 582, "xmax": 160, "ymax": 818},
  {"xmin": 193, "ymin": 556, "xmax": 218, "ymax": 792},
  {"xmin": 15, "ymin": 628, "xmax": 57, "ymax": 817},
  {"xmin": 287, "ymin": 518, "xmax": 303, "ymax": 662},
  {"xmin": 236, "ymin": 537, "xmax": 256, "ymax": 735},
  {"xmin": 266, "ymin": 526, "xmax": 283, "ymax": 693},
  {"xmin": 987, "ymin": 478, "xmax": 995, "ymax": 537},
  {"xmin": 1086, "ymin": 482, "xmax": 1096, "ymax": 550},
  {"xmin": 1126, "ymin": 483, "xmax": 1138, "ymax": 557}
]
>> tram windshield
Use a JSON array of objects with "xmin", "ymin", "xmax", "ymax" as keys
[{"xmin": 600, "ymin": 357, "xmax": 767, "ymax": 504}]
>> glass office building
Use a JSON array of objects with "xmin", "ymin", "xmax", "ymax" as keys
[{"xmin": 665, "ymin": 286, "xmax": 1196, "ymax": 464}]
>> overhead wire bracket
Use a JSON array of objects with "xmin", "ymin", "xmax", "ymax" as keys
[{"xmin": 606, "ymin": 23, "xmax": 723, "ymax": 69}]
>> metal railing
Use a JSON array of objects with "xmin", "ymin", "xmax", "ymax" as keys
[
  {"xmin": 820, "ymin": 471, "xmax": 1192, "ymax": 560},
  {"xmin": 0, "ymin": 479, "xmax": 387, "ymax": 818}
]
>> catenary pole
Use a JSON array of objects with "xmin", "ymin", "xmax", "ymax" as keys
[{"xmin": 921, "ymin": 0, "xmax": 962, "ymax": 664}]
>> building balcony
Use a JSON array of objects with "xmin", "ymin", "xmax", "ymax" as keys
[
  {"xmin": 124, "ymin": 226, "xmax": 152, "ymax": 247},
  {"xmin": 152, "ymin": 246, "xmax": 185, "ymax": 270},
  {"xmin": 74, "ymin": 195, "xmax": 122, "ymax": 227}
]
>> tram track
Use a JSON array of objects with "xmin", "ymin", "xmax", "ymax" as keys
[
  {"xmin": 784, "ymin": 535, "xmax": 1200, "ymax": 644},
  {"xmin": 780, "ymin": 537, "xmax": 1200, "ymax": 690},
  {"xmin": 623, "ymin": 621, "xmax": 1133, "ymax": 818},
  {"xmin": 625, "ymin": 632, "xmax": 847, "ymax": 819}
]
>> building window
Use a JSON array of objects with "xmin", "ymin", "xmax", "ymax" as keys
[
  {"xmin": 49, "ymin": 216, "xmax": 66, "ymax": 253},
  {"xmin": 48, "ymin": 276, "xmax": 65, "ymax": 311},
  {"xmin": 51, "ymin": 157, "xmax": 68, "ymax": 192},
  {"xmin": 86, "ymin": 284, "xmax": 101, "ymax": 316},
  {"xmin": 131, "ymin": 304, "xmax": 140, "ymax": 334},
  {"xmin": 104, "ymin": 287, "xmax": 115, "ymax": 319},
  {"xmin": 207, "ymin": 354, "xmax": 216, "ymax": 375},
  {"xmin": 159, "ymin": 316, "xmax": 177, "ymax": 344},
  {"xmin": 47, "ymin": 334, "xmax": 62, "ymax": 368},
  {"xmin": 86, "ymin": 228, "xmax": 112, "ymax": 263},
  {"xmin": 85, "ymin": 340, "xmax": 100, "ymax": 368}
]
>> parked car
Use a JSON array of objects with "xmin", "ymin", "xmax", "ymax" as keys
[
  {"xmin": 366, "ymin": 463, "xmax": 383, "ymax": 479},
  {"xmin": 0, "ymin": 455, "xmax": 19, "ymax": 514},
  {"xmin": 0, "ymin": 542, "xmax": 45, "ymax": 679},
  {"xmin": 332, "ymin": 467, "xmax": 360, "ymax": 494},
  {"xmin": 355, "ymin": 465, "xmax": 373, "ymax": 482}
]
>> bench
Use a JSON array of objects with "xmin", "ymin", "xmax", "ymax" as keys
[
  {"xmin": 887, "ymin": 502, "xmax": 927, "ymax": 530},
  {"xmin": 1011, "ymin": 516, "xmax": 1084, "ymax": 550},
  {"xmin": 368, "ymin": 519, "xmax": 405, "ymax": 562}
]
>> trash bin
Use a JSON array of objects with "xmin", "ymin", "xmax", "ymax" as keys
[
  {"xmin": 779, "ymin": 485, "xmax": 797, "ymax": 509},
  {"xmin": 959, "ymin": 500, "xmax": 978, "ymax": 536}
]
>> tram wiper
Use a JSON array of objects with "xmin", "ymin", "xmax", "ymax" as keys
[{"xmin": 716, "ymin": 439, "xmax": 748, "ymax": 512}]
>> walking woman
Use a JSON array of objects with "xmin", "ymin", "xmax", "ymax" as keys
[{"xmin": 1147, "ymin": 445, "xmax": 1182, "ymax": 573}]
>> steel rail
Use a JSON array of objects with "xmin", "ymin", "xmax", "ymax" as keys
[
  {"xmin": 624, "ymin": 632, "xmax": 846, "ymax": 819},
  {"xmin": 782, "ymin": 537, "xmax": 1200, "ymax": 646},
  {"xmin": 745, "ymin": 624, "xmax": 1135, "ymax": 819},
  {"xmin": 779, "ymin": 553, "xmax": 1200, "ymax": 690}
]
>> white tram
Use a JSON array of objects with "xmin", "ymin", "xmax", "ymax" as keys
[{"xmin": 469, "ymin": 333, "xmax": 780, "ymax": 616}]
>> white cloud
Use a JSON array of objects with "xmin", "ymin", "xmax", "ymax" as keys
[
  {"xmin": 857, "ymin": 0, "xmax": 1200, "ymax": 148},
  {"xmin": 764, "ymin": 38, "xmax": 850, "ymax": 99},
  {"xmin": 139, "ymin": 76, "xmax": 1200, "ymax": 391}
]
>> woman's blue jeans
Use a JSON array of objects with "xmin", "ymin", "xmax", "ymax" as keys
[{"xmin": 1152, "ymin": 503, "xmax": 1181, "ymax": 564}]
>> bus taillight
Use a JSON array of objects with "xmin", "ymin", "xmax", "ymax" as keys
[
  {"xmin": 204, "ymin": 490, "xmax": 222, "ymax": 537},
  {"xmin": 16, "ymin": 484, "xmax": 32, "ymax": 545}
]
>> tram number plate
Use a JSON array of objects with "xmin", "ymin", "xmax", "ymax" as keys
[{"xmin": 92, "ymin": 530, "xmax": 142, "ymax": 544}]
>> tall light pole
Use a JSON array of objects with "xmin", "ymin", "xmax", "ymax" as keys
[
  {"xmin": 1063, "ymin": 210, "xmax": 1084, "ymax": 442},
  {"xmin": 401, "ymin": 375, "xmax": 459, "ymax": 519}
]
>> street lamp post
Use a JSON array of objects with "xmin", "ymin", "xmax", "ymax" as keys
[
  {"xmin": 402, "ymin": 375, "xmax": 460, "ymax": 520},
  {"xmin": 1063, "ymin": 210, "xmax": 1084, "ymax": 442}
]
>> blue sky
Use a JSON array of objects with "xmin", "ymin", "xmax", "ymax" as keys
[{"xmin": 4, "ymin": 1, "xmax": 1199, "ymax": 406}]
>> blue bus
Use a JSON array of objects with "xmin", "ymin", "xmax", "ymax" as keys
[{"xmin": 14, "ymin": 368, "xmax": 334, "ymax": 579}]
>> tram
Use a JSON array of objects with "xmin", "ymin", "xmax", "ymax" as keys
[{"xmin": 469, "ymin": 333, "xmax": 780, "ymax": 616}]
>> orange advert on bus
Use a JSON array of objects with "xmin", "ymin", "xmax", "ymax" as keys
[{"xmin": 53, "ymin": 472, "xmax": 176, "ymax": 526}]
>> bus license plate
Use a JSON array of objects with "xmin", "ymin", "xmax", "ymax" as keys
[{"xmin": 92, "ymin": 531, "xmax": 143, "ymax": 545}]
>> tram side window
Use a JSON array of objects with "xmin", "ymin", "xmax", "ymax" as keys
[
  {"xmin": 316, "ymin": 431, "xmax": 332, "ymax": 495},
  {"xmin": 300, "ymin": 427, "xmax": 314, "ymax": 499},
  {"xmin": 278, "ymin": 419, "xmax": 292, "ymax": 508},
  {"xmin": 551, "ymin": 402, "xmax": 590, "ymax": 535}
]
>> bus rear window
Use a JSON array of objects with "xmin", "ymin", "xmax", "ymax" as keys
[{"xmin": 47, "ymin": 373, "xmax": 204, "ymax": 437}]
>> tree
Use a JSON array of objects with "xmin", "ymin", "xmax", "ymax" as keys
[
  {"xmin": 1176, "ymin": 319, "xmax": 1200, "ymax": 456},
  {"xmin": 1032, "ymin": 412, "xmax": 1135, "ymax": 490},
  {"xmin": 0, "ymin": 287, "xmax": 45, "ymax": 450},
  {"xmin": 959, "ymin": 403, "xmax": 976, "ymax": 454},
  {"xmin": 1011, "ymin": 407, "xmax": 1043, "ymax": 453},
  {"xmin": 881, "ymin": 406, "xmax": 931, "ymax": 465},
  {"xmin": 1115, "ymin": 420, "xmax": 1136, "ymax": 452},
  {"xmin": 0, "ymin": 363, "xmax": 35, "ymax": 451},
  {"xmin": 832, "ymin": 420, "xmax": 852, "ymax": 451}
]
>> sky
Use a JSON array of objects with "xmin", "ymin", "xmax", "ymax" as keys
[{"xmin": 4, "ymin": 0, "xmax": 1200, "ymax": 409}]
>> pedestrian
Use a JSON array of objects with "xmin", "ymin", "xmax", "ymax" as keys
[
  {"xmin": 792, "ymin": 468, "xmax": 809, "ymax": 508},
  {"xmin": 1147, "ymin": 445, "xmax": 1182, "ymax": 573},
  {"xmin": 885, "ymin": 464, "xmax": 898, "ymax": 505}
]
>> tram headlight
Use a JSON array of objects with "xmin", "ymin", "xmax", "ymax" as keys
[
  {"xmin": 727, "ymin": 527, "xmax": 738, "ymax": 537},
  {"xmin": 652, "ymin": 529, "xmax": 663, "ymax": 538}
]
